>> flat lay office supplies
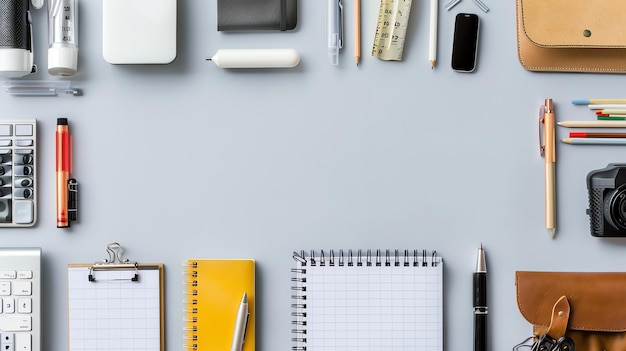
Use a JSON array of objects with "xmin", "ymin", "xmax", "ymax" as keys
[
  {"xmin": 372, "ymin": 0, "xmax": 413, "ymax": 61},
  {"xmin": 48, "ymin": 0, "xmax": 78, "ymax": 76},
  {"xmin": 102, "ymin": 0, "xmax": 176, "ymax": 64},
  {"xmin": 444, "ymin": 0, "xmax": 488, "ymax": 12},
  {"xmin": 56, "ymin": 118, "xmax": 78, "ymax": 228},
  {"xmin": 68, "ymin": 243, "xmax": 164, "ymax": 351},
  {"xmin": 558, "ymin": 120, "xmax": 626, "ymax": 128},
  {"xmin": 516, "ymin": 271, "xmax": 626, "ymax": 351},
  {"xmin": 586, "ymin": 163, "xmax": 626, "ymax": 237},
  {"xmin": 354, "ymin": 0, "xmax": 361, "ymax": 66},
  {"xmin": 562, "ymin": 138, "xmax": 626, "ymax": 145},
  {"xmin": 429, "ymin": 0, "xmax": 438, "ymax": 68},
  {"xmin": 183, "ymin": 259, "xmax": 255, "ymax": 351},
  {"xmin": 0, "ymin": 120, "xmax": 37, "ymax": 227},
  {"xmin": 291, "ymin": 249, "xmax": 443, "ymax": 351},
  {"xmin": 0, "ymin": 247, "xmax": 41, "ymax": 351},
  {"xmin": 474, "ymin": 246, "xmax": 487, "ymax": 351},
  {"xmin": 4, "ymin": 80, "xmax": 78, "ymax": 96},
  {"xmin": 206, "ymin": 49, "xmax": 300, "ymax": 68},
  {"xmin": 516, "ymin": 0, "xmax": 626, "ymax": 73},
  {"xmin": 539, "ymin": 99, "xmax": 556, "ymax": 237},
  {"xmin": 327, "ymin": 0, "xmax": 343, "ymax": 65},
  {"xmin": 217, "ymin": 0, "xmax": 297, "ymax": 31},
  {"xmin": 0, "ymin": 0, "xmax": 42, "ymax": 78}
]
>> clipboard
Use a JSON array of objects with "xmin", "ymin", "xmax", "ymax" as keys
[{"xmin": 67, "ymin": 243, "xmax": 165, "ymax": 351}]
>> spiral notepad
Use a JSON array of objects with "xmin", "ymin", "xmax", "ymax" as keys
[
  {"xmin": 183, "ymin": 259, "xmax": 255, "ymax": 351},
  {"xmin": 291, "ymin": 249, "xmax": 443, "ymax": 351}
]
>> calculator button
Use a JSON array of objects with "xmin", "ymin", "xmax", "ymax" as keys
[
  {"xmin": 0, "ymin": 141, "xmax": 11, "ymax": 147},
  {"xmin": 14, "ymin": 140, "xmax": 32, "ymax": 147},
  {"xmin": 13, "ymin": 155, "xmax": 32, "ymax": 165},
  {"xmin": 12, "ymin": 201, "xmax": 33, "ymax": 224},
  {"xmin": 13, "ymin": 179, "xmax": 32, "ymax": 188},
  {"xmin": 0, "ymin": 126, "xmax": 12, "ymax": 137},
  {"xmin": 13, "ymin": 189, "xmax": 33, "ymax": 199},
  {"xmin": 13, "ymin": 167, "xmax": 32, "ymax": 177},
  {"xmin": 14, "ymin": 125, "xmax": 32, "ymax": 137}
]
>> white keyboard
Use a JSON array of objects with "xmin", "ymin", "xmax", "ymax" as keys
[
  {"xmin": 0, "ymin": 121, "xmax": 37, "ymax": 227},
  {"xmin": 0, "ymin": 248, "xmax": 40, "ymax": 351}
]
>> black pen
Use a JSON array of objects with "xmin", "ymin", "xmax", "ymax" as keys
[{"xmin": 474, "ymin": 245, "xmax": 487, "ymax": 351}]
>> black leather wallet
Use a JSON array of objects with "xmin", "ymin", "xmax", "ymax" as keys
[{"xmin": 217, "ymin": 0, "xmax": 297, "ymax": 31}]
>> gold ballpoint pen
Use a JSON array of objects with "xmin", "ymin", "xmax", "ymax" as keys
[{"xmin": 541, "ymin": 99, "xmax": 556, "ymax": 237}]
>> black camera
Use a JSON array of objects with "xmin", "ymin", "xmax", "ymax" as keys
[{"xmin": 587, "ymin": 163, "xmax": 626, "ymax": 237}]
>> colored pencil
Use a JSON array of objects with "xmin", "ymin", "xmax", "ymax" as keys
[
  {"xmin": 562, "ymin": 138, "xmax": 626, "ymax": 145},
  {"xmin": 570, "ymin": 132, "xmax": 626, "ymax": 138},
  {"xmin": 558, "ymin": 120, "xmax": 626, "ymax": 128},
  {"xmin": 573, "ymin": 99, "xmax": 626, "ymax": 105}
]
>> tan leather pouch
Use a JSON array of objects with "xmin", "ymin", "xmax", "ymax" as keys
[
  {"xmin": 516, "ymin": 0, "xmax": 626, "ymax": 72},
  {"xmin": 516, "ymin": 271, "xmax": 626, "ymax": 350}
]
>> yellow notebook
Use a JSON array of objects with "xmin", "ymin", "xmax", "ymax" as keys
[{"xmin": 184, "ymin": 259, "xmax": 255, "ymax": 351}]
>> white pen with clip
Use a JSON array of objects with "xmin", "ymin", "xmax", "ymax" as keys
[
  {"xmin": 231, "ymin": 292, "xmax": 249, "ymax": 351},
  {"xmin": 327, "ymin": 0, "xmax": 343, "ymax": 65}
]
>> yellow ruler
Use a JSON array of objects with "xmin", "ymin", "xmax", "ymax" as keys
[{"xmin": 372, "ymin": 0, "xmax": 414, "ymax": 61}]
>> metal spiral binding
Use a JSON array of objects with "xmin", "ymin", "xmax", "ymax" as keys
[
  {"xmin": 183, "ymin": 261, "xmax": 199, "ymax": 351},
  {"xmin": 290, "ymin": 249, "xmax": 441, "ymax": 351}
]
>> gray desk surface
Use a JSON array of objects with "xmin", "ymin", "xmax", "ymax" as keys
[{"xmin": 1, "ymin": 1, "xmax": 624, "ymax": 351}]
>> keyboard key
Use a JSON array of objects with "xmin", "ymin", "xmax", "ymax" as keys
[
  {"xmin": 0, "ymin": 282, "xmax": 11, "ymax": 295},
  {"xmin": 16, "ymin": 272, "xmax": 31, "ymax": 279},
  {"xmin": 0, "ymin": 315, "xmax": 30, "ymax": 331},
  {"xmin": 13, "ymin": 282, "xmax": 30, "ymax": 296},
  {"xmin": 14, "ymin": 333, "xmax": 29, "ymax": 351},
  {"xmin": 17, "ymin": 298, "xmax": 31, "ymax": 313},
  {"xmin": 4, "ymin": 298, "xmax": 15, "ymax": 313},
  {"xmin": 0, "ymin": 271, "xmax": 16, "ymax": 279}
]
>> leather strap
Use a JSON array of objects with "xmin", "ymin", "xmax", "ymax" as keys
[{"xmin": 546, "ymin": 296, "xmax": 570, "ymax": 339}]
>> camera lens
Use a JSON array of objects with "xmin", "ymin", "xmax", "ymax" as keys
[{"xmin": 604, "ymin": 185, "xmax": 626, "ymax": 230}]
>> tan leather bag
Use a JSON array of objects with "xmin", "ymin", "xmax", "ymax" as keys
[
  {"xmin": 516, "ymin": 0, "xmax": 626, "ymax": 73},
  {"xmin": 516, "ymin": 271, "xmax": 626, "ymax": 350}
]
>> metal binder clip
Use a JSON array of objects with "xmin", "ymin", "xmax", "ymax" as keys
[
  {"xmin": 445, "ymin": 0, "xmax": 489, "ymax": 12},
  {"xmin": 513, "ymin": 335, "xmax": 575, "ymax": 351},
  {"xmin": 88, "ymin": 242, "xmax": 139, "ymax": 282}
]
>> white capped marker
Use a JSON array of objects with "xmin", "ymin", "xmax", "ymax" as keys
[{"xmin": 206, "ymin": 49, "xmax": 300, "ymax": 68}]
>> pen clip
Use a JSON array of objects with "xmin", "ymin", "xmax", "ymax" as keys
[
  {"xmin": 539, "ymin": 105, "xmax": 546, "ymax": 157},
  {"xmin": 338, "ymin": 0, "xmax": 344, "ymax": 49}
]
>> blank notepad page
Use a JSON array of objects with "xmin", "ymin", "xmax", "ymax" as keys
[
  {"xmin": 67, "ymin": 266, "xmax": 162, "ymax": 351},
  {"xmin": 291, "ymin": 250, "xmax": 443, "ymax": 351}
]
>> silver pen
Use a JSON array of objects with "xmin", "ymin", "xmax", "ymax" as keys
[
  {"xmin": 327, "ymin": 0, "xmax": 343, "ymax": 65},
  {"xmin": 231, "ymin": 292, "xmax": 249, "ymax": 351}
]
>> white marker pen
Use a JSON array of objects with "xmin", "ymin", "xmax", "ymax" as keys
[{"xmin": 206, "ymin": 49, "xmax": 300, "ymax": 68}]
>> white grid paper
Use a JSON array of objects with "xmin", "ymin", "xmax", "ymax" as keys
[
  {"xmin": 302, "ymin": 255, "xmax": 442, "ymax": 351},
  {"xmin": 67, "ymin": 266, "xmax": 161, "ymax": 351}
]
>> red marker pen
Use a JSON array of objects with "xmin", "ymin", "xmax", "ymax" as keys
[{"xmin": 56, "ymin": 118, "xmax": 71, "ymax": 227}]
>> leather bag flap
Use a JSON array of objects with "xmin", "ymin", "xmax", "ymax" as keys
[
  {"xmin": 519, "ymin": 0, "xmax": 626, "ymax": 48},
  {"xmin": 516, "ymin": 271, "xmax": 626, "ymax": 332}
]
